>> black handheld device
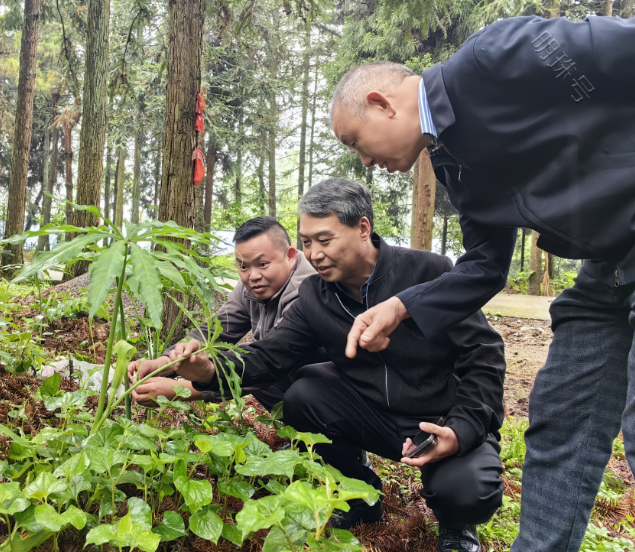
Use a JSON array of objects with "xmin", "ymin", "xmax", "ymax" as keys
[{"xmin": 404, "ymin": 417, "xmax": 446, "ymax": 459}]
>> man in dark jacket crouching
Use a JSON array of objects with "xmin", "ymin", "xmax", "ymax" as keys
[{"xmin": 165, "ymin": 178, "xmax": 506, "ymax": 552}]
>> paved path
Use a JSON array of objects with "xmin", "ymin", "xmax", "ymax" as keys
[{"xmin": 484, "ymin": 292, "xmax": 553, "ymax": 320}]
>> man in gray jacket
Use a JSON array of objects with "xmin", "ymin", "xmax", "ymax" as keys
[{"xmin": 128, "ymin": 216, "xmax": 323, "ymax": 410}]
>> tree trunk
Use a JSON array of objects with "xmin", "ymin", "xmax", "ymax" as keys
[
  {"xmin": 71, "ymin": 0, "xmax": 110, "ymax": 276},
  {"xmin": 550, "ymin": 0, "xmax": 560, "ymax": 18},
  {"xmin": 441, "ymin": 216, "xmax": 448, "ymax": 256},
  {"xmin": 158, "ymin": 0, "xmax": 204, "ymax": 338},
  {"xmin": 154, "ymin": 135, "xmax": 162, "ymax": 218},
  {"xmin": 114, "ymin": 146, "xmax": 126, "ymax": 228},
  {"xmin": 131, "ymin": 127, "xmax": 142, "ymax": 224},
  {"xmin": 603, "ymin": 0, "xmax": 613, "ymax": 16},
  {"xmin": 519, "ymin": 228, "xmax": 526, "ymax": 271},
  {"xmin": 3, "ymin": 0, "xmax": 42, "ymax": 267},
  {"xmin": 267, "ymin": 14, "xmax": 279, "ymax": 219},
  {"xmin": 410, "ymin": 149, "xmax": 436, "ymax": 250},
  {"xmin": 113, "ymin": 149, "xmax": 120, "ymax": 222},
  {"xmin": 235, "ymin": 109, "xmax": 243, "ymax": 203},
  {"xmin": 63, "ymin": 126, "xmax": 74, "ymax": 238},
  {"xmin": 623, "ymin": 0, "xmax": 634, "ymax": 18},
  {"xmin": 104, "ymin": 142, "xmax": 112, "ymax": 221},
  {"xmin": 204, "ymin": 142, "xmax": 215, "ymax": 229},
  {"xmin": 528, "ymin": 230, "xmax": 543, "ymax": 295},
  {"xmin": 37, "ymin": 95, "xmax": 60, "ymax": 252},
  {"xmin": 297, "ymin": 28, "xmax": 311, "ymax": 248},
  {"xmin": 308, "ymin": 56, "xmax": 319, "ymax": 189}
]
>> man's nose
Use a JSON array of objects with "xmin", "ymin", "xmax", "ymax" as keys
[
  {"xmin": 309, "ymin": 246, "xmax": 325, "ymax": 263},
  {"xmin": 360, "ymin": 153, "xmax": 375, "ymax": 168},
  {"xmin": 249, "ymin": 269, "xmax": 263, "ymax": 281}
]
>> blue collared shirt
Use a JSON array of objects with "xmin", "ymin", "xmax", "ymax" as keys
[
  {"xmin": 418, "ymin": 77, "xmax": 438, "ymax": 140},
  {"xmin": 335, "ymin": 265, "xmax": 376, "ymax": 317}
]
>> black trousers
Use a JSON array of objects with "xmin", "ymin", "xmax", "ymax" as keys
[
  {"xmin": 283, "ymin": 377, "xmax": 504, "ymax": 529},
  {"xmin": 252, "ymin": 361, "xmax": 340, "ymax": 412}
]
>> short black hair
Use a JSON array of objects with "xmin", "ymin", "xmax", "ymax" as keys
[{"xmin": 233, "ymin": 217, "xmax": 291, "ymax": 251}]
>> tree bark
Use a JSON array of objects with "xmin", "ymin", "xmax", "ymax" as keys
[
  {"xmin": 441, "ymin": 216, "xmax": 448, "ymax": 256},
  {"xmin": 114, "ymin": 146, "xmax": 126, "ymax": 228},
  {"xmin": 204, "ymin": 142, "xmax": 215, "ymax": 229},
  {"xmin": 154, "ymin": 136, "xmax": 162, "ymax": 219},
  {"xmin": 3, "ymin": 0, "xmax": 42, "ymax": 267},
  {"xmin": 603, "ymin": 0, "xmax": 613, "ymax": 16},
  {"xmin": 519, "ymin": 228, "xmax": 526, "ymax": 271},
  {"xmin": 623, "ymin": 0, "xmax": 634, "ymax": 18},
  {"xmin": 297, "ymin": 28, "xmax": 311, "ymax": 248},
  {"xmin": 131, "ymin": 127, "xmax": 142, "ymax": 224},
  {"xmin": 37, "ymin": 95, "xmax": 60, "ymax": 252},
  {"xmin": 104, "ymin": 142, "xmax": 112, "ymax": 221},
  {"xmin": 267, "ymin": 13, "xmax": 279, "ymax": 219},
  {"xmin": 158, "ymin": 0, "xmax": 204, "ymax": 337},
  {"xmin": 235, "ymin": 109, "xmax": 243, "ymax": 203},
  {"xmin": 113, "ymin": 149, "xmax": 120, "ymax": 222},
  {"xmin": 410, "ymin": 149, "xmax": 436, "ymax": 250},
  {"xmin": 308, "ymin": 56, "xmax": 319, "ymax": 189},
  {"xmin": 71, "ymin": 0, "xmax": 110, "ymax": 275},
  {"xmin": 528, "ymin": 230, "xmax": 543, "ymax": 295},
  {"xmin": 63, "ymin": 126, "xmax": 74, "ymax": 238}
]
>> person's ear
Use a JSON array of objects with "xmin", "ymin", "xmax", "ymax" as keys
[
  {"xmin": 367, "ymin": 91, "xmax": 396, "ymax": 118},
  {"xmin": 359, "ymin": 217, "xmax": 372, "ymax": 240},
  {"xmin": 286, "ymin": 246, "xmax": 298, "ymax": 264}
]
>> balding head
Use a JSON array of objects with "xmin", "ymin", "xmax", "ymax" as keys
[{"xmin": 331, "ymin": 62, "xmax": 415, "ymax": 122}]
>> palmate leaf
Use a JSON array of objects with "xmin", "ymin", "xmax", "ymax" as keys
[
  {"xmin": 13, "ymin": 234, "xmax": 101, "ymax": 283},
  {"xmin": 88, "ymin": 240, "xmax": 127, "ymax": 320},
  {"xmin": 129, "ymin": 243, "xmax": 163, "ymax": 329},
  {"xmin": 155, "ymin": 260, "xmax": 186, "ymax": 287}
]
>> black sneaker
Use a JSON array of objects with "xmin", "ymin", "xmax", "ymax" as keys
[
  {"xmin": 437, "ymin": 524, "xmax": 481, "ymax": 552},
  {"xmin": 329, "ymin": 499, "xmax": 384, "ymax": 529}
]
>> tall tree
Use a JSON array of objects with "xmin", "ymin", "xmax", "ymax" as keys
[
  {"xmin": 104, "ymin": 142, "xmax": 112, "ymax": 222},
  {"xmin": 204, "ymin": 141, "xmax": 216, "ymax": 229},
  {"xmin": 3, "ymin": 0, "xmax": 42, "ymax": 267},
  {"xmin": 296, "ymin": 27, "xmax": 311, "ymax": 248},
  {"xmin": 410, "ymin": 149, "xmax": 436, "ymax": 250},
  {"xmin": 71, "ymin": 0, "xmax": 110, "ymax": 275},
  {"xmin": 131, "ymin": 127, "xmax": 142, "ymax": 224},
  {"xmin": 158, "ymin": 0, "xmax": 204, "ymax": 335},
  {"xmin": 528, "ymin": 230, "xmax": 543, "ymax": 295},
  {"xmin": 267, "ymin": 10, "xmax": 280, "ymax": 219},
  {"xmin": 114, "ymin": 146, "xmax": 126, "ymax": 228}
]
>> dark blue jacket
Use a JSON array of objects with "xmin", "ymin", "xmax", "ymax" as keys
[{"xmin": 397, "ymin": 15, "xmax": 635, "ymax": 339}]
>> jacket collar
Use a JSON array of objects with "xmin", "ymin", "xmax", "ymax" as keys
[{"xmin": 422, "ymin": 64, "xmax": 456, "ymax": 137}]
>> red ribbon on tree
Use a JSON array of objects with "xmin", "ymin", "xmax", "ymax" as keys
[
  {"xmin": 192, "ymin": 147, "xmax": 205, "ymax": 184},
  {"xmin": 195, "ymin": 91, "xmax": 206, "ymax": 132}
]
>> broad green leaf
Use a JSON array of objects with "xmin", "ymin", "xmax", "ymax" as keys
[
  {"xmin": 85, "ymin": 524, "xmax": 117, "ymax": 547},
  {"xmin": 127, "ymin": 497, "xmax": 152, "ymax": 530},
  {"xmin": 188, "ymin": 507, "xmax": 224, "ymax": 543},
  {"xmin": 23, "ymin": 472, "xmax": 67, "ymax": 502},
  {"xmin": 110, "ymin": 340, "xmax": 137, "ymax": 402},
  {"xmin": 246, "ymin": 432, "xmax": 272, "ymax": 456},
  {"xmin": 34, "ymin": 503, "xmax": 86, "ymax": 531},
  {"xmin": 85, "ymin": 446, "xmax": 127, "ymax": 473},
  {"xmin": 277, "ymin": 425, "xmax": 298, "ymax": 441},
  {"xmin": 88, "ymin": 240, "xmax": 127, "ymax": 319},
  {"xmin": 237, "ymin": 496, "xmax": 286, "ymax": 542},
  {"xmin": 235, "ymin": 450, "xmax": 302, "ymax": 480},
  {"xmin": 152, "ymin": 510, "xmax": 186, "ymax": 542},
  {"xmin": 221, "ymin": 523, "xmax": 243, "ymax": 545},
  {"xmin": 39, "ymin": 373, "xmax": 61, "ymax": 397},
  {"xmin": 173, "ymin": 460, "xmax": 213, "ymax": 513},
  {"xmin": 53, "ymin": 450, "xmax": 90, "ymax": 479},
  {"xmin": 155, "ymin": 260, "xmax": 186, "ymax": 287},
  {"xmin": 84, "ymin": 421, "xmax": 124, "ymax": 447},
  {"xmin": 172, "ymin": 384, "xmax": 192, "ymax": 399},
  {"xmin": 129, "ymin": 243, "xmax": 163, "ymax": 328},
  {"xmin": 297, "ymin": 432, "xmax": 332, "ymax": 448},
  {"xmin": 0, "ymin": 483, "xmax": 29, "ymax": 516},
  {"xmin": 13, "ymin": 505, "xmax": 41, "ymax": 533},
  {"xmin": 0, "ymin": 530, "xmax": 53, "ymax": 552},
  {"xmin": 68, "ymin": 476, "xmax": 92, "ymax": 500},
  {"xmin": 195, "ymin": 439, "xmax": 213, "ymax": 454},
  {"xmin": 217, "ymin": 479, "xmax": 255, "ymax": 502},
  {"xmin": 13, "ymin": 233, "xmax": 99, "ymax": 283},
  {"xmin": 263, "ymin": 520, "xmax": 308, "ymax": 552},
  {"xmin": 283, "ymin": 481, "xmax": 322, "ymax": 513},
  {"xmin": 328, "ymin": 468, "xmax": 382, "ymax": 506}
]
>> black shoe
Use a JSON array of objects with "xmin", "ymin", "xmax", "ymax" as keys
[
  {"xmin": 329, "ymin": 499, "xmax": 384, "ymax": 529},
  {"xmin": 437, "ymin": 524, "xmax": 481, "ymax": 552}
]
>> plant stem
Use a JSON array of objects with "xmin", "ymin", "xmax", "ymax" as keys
[
  {"xmin": 92, "ymin": 251, "xmax": 128, "ymax": 434},
  {"xmin": 118, "ymin": 293, "xmax": 131, "ymax": 420}
]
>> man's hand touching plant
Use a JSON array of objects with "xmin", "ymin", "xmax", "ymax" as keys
[{"xmin": 166, "ymin": 339, "xmax": 216, "ymax": 384}]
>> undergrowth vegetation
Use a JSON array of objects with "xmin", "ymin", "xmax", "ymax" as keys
[{"xmin": 0, "ymin": 205, "xmax": 632, "ymax": 551}]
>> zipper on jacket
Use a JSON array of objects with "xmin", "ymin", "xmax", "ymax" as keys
[
  {"xmin": 615, "ymin": 270, "xmax": 620, "ymax": 288},
  {"xmin": 334, "ymin": 293, "xmax": 391, "ymax": 409}
]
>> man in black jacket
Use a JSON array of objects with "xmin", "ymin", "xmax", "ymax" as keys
[
  {"xmin": 167, "ymin": 179, "xmax": 506, "ymax": 552},
  {"xmin": 329, "ymin": 15, "xmax": 635, "ymax": 552}
]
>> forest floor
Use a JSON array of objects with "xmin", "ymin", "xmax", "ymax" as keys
[{"xmin": 2, "ymin": 275, "xmax": 634, "ymax": 551}]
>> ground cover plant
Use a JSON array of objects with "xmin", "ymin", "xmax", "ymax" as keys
[
  {"xmin": 0, "ymin": 208, "xmax": 380, "ymax": 551},
  {"xmin": 0, "ymin": 205, "xmax": 633, "ymax": 551}
]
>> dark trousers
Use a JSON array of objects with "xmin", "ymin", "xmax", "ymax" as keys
[
  {"xmin": 252, "ymin": 361, "xmax": 340, "ymax": 412},
  {"xmin": 283, "ymin": 376, "xmax": 504, "ymax": 529},
  {"xmin": 511, "ymin": 259, "xmax": 635, "ymax": 552}
]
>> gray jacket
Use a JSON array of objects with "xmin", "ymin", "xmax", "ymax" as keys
[{"xmin": 164, "ymin": 251, "xmax": 316, "ymax": 353}]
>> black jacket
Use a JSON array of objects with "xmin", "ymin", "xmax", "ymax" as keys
[
  {"xmin": 195, "ymin": 236, "xmax": 506, "ymax": 455},
  {"xmin": 397, "ymin": 15, "xmax": 635, "ymax": 339}
]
